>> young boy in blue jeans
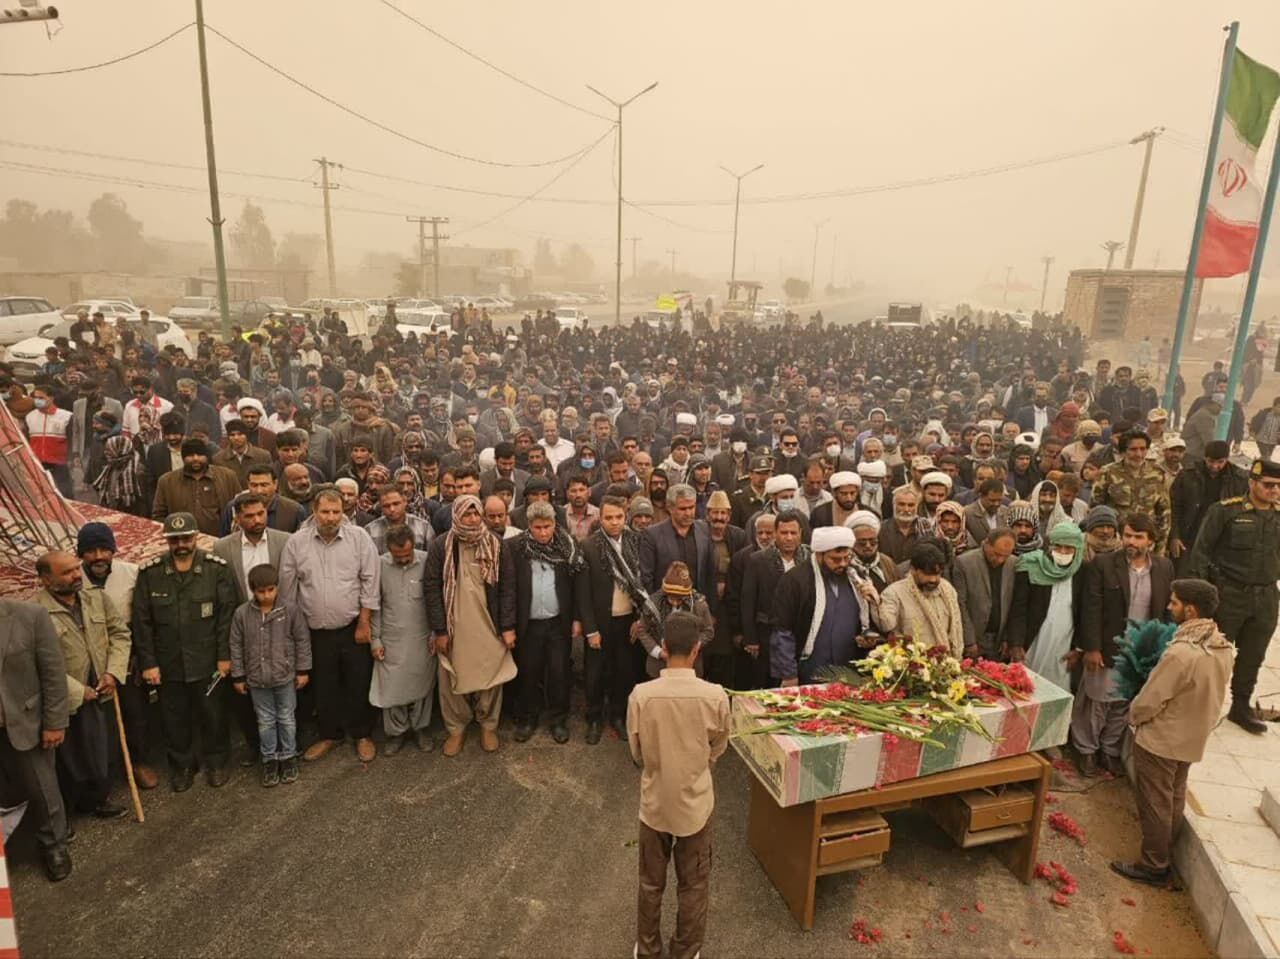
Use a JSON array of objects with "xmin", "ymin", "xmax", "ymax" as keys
[{"xmin": 229, "ymin": 564, "xmax": 311, "ymax": 787}]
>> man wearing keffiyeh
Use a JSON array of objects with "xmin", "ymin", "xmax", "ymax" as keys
[{"xmin": 424, "ymin": 494, "xmax": 517, "ymax": 757}]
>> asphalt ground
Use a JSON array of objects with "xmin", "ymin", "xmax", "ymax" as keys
[{"xmin": 8, "ymin": 713, "xmax": 1208, "ymax": 959}]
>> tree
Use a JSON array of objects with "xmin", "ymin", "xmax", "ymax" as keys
[
  {"xmin": 275, "ymin": 232, "xmax": 323, "ymax": 272},
  {"xmin": 0, "ymin": 199, "xmax": 93, "ymax": 270},
  {"xmin": 229, "ymin": 202, "xmax": 275, "ymax": 270},
  {"xmin": 533, "ymin": 237, "xmax": 557, "ymax": 276},
  {"xmin": 783, "ymin": 277, "xmax": 811, "ymax": 302},
  {"xmin": 87, "ymin": 193, "xmax": 149, "ymax": 273},
  {"xmin": 559, "ymin": 243, "xmax": 595, "ymax": 282},
  {"xmin": 395, "ymin": 261, "xmax": 419, "ymax": 298}
]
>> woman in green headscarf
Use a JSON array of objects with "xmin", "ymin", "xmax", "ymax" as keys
[{"xmin": 1006, "ymin": 521, "xmax": 1085, "ymax": 690}]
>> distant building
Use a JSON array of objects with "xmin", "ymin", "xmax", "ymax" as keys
[{"xmin": 1063, "ymin": 269, "xmax": 1203, "ymax": 341}]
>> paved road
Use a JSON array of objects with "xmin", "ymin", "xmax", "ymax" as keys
[{"xmin": 9, "ymin": 717, "xmax": 1207, "ymax": 958}]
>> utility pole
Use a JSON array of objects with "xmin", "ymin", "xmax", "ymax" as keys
[
  {"xmin": 626, "ymin": 236, "xmax": 642, "ymax": 278},
  {"xmin": 315, "ymin": 157, "xmax": 341, "ymax": 296},
  {"xmin": 719, "ymin": 162, "xmax": 764, "ymax": 286},
  {"xmin": 830, "ymin": 234, "xmax": 838, "ymax": 291},
  {"xmin": 2, "ymin": 2, "xmax": 59, "ymax": 27},
  {"xmin": 666, "ymin": 248, "xmax": 678, "ymax": 281},
  {"xmin": 407, "ymin": 216, "xmax": 449, "ymax": 298},
  {"xmin": 1124, "ymin": 127, "xmax": 1163, "ymax": 269},
  {"xmin": 810, "ymin": 219, "xmax": 829, "ymax": 302},
  {"xmin": 1039, "ymin": 256, "xmax": 1054, "ymax": 311},
  {"xmin": 1002, "ymin": 265, "xmax": 1013, "ymax": 305},
  {"xmin": 586, "ymin": 81, "xmax": 659, "ymax": 327},
  {"xmin": 194, "ymin": 0, "xmax": 231, "ymax": 338},
  {"xmin": 1101, "ymin": 240, "xmax": 1125, "ymax": 271}
]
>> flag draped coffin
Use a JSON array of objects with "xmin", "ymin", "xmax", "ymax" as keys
[{"xmin": 731, "ymin": 668, "xmax": 1072, "ymax": 807}]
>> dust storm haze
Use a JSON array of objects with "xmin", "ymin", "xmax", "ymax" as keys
[{"xmin": 3, "ymin": 0, "xmax": 1280, "ymax": 310}]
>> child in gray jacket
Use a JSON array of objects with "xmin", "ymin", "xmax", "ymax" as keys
[{"xmin": 229, "ymin": 564, "xmax": 311, "ymax": 787}]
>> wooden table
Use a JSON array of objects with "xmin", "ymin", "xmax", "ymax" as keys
[{"xmin": 746, "ymin": 752, "xmax": 1052, "ymax": 930}]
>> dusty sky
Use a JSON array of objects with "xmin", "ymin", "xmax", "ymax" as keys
[{"xmin": 3, "ymin": 0, "xmax": 1280, "ymax": 309}]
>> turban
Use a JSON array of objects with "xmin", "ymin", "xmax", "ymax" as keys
[
  {"xmin": 844, "ymin": 510, "xmax": 881, "ymax": 533},
  {"xmin": 763, "ymin": 474, "xmax": 798, "ymax": 496},
  {"xmin": 811, "ymin": 526, "xmax": 855, "ymax": 552},
  {"xmin": 857, "ymin": 460, "xmax": 887, "ymax": 479},
  {"xmin": 829, "ymin": 471, "xmax": 861, "ymax": 490},
  {"xmin": 920, "ymin": 471, "xmax": 953, "ymax": 490}
]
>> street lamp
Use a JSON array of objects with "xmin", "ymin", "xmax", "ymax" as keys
[
  {"xmin": 719, "ymin": 162, "xmax": 764, "ymax": 286},
  {"xmin": 586, "ymin": 81, "xmax": 659, "ymax": 326}
]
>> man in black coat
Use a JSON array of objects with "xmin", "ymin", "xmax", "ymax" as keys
[
  {"xmin": 173, "ymin": 378, "xmax": 222, "ymax": 443},
  {"xmin": 739, "ymin": 513, "xmax": 808, "ymax": 689},
  {"xmin": 1169, "ymin": 440, "xmax": 1249, "ymax": 575},
  {"xmin": 143, "ymin": 412, "xmax": 188, "ymax": 507},
  {"xmin": 702, "ymin": 491, "xmax": 749, "ymax": 687},
  {"xmin": 725, "ymin": 513, "xmax": 773, "ymax": 688},
  {"xmin": 510, "ymin": 502, "xmax": 580, "ymax": 745},
  {"xmin": 577, "ymin": 495, "xmax": 650, "ymax": 741},
  {"xmin": 1072, "ymin": 514, "xmax": 1173, "ymax": 777}
]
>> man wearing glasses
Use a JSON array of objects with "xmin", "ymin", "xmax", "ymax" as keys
[
  {"xmin": 1189, "ymin": 458, "xmax": 1280, "ymax": 734},
  {"xmin": 122, "ymin": 375, "xmax": 174, "ymax": 439}
]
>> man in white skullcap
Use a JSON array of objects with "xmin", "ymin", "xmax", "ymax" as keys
[
  {"xmin": 762, "ymin": 473, "xmax": 798, "ymax": 513},
  {"xmin": 857, "ymin": 459, "xmax": 889, "ymax": 517},
  {"xmin": 918, "ymin": 470, "xmax": 953, "ymax": 524},
  {"xmin": 770, "ymin": 526, "xmax": 866, "ymax": 684},
  {"xmin": 811, "ymin": 471, "xmax": 861, "ymax": 529},
  {"xmin": 845, "ymin": 509, "xmax": 901, "ymax": 599},
  {"xmin": 674, "ymin": 412, "xmax": 698, "ymax": 436}
]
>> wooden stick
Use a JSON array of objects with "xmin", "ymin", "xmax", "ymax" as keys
[{"xmin": 110, "ymin": 690, "xmax": 144, "ymax": 824}]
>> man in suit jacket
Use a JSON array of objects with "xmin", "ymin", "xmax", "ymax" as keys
[
  {"xmin": 702, "ymin": 491, "xmax": 750, "ymax": 686},
  {"xmin": 952, "ymin": 527, "xmax": 1018, "ymax": 660},
  {"xmin": 173, "ymin": 378, "xmax": 222, "ymax": 443},
  {"xmin": 0, "ymin": 599, "xmax": 71, "ymax": 881},
  {"xmin": 1014, "ymin": 383, "xmax": 1057, "ymax": 434},
  {"xmin": 480, "ymin": 441, "xmax": 530, "ymax": 506},
  {"xmin": 1072, "ymin": 513, "xmax": 1174, "ymax": 777},
  {"xmin": 963, "ymin": 479, "xmax": 1011, "ymax": 544},
  {"xmin": 212, "ymin": 492, "xmax": 292, "ymax": 603},
  {"xmin": 576, "ymin": 495, "xmax": 648, "ymax": 741},
  {"xmin": 143, "ymin": 412, "xmax": 189, "ymax": 506},
  {"xmin": 511, "ymin": 502, "xmax": 580, "ymax": 745},
  {"xmin": 639, "ymin": 484, "xmax": 714, "ymax": 598}
]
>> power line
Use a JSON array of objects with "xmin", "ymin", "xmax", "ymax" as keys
[
  {"xmin": 624, "ymin": 200, "xmax": 730, "ymax": 235},
  {"xmin": 0, "ymin": 22, "xmax": 195, "ymax": 76},
  {"xmin": 343, "ymin": 164, "xmax": 612, "ymax": 205},
  {"xmin": 632, "ymin": 138, "xmax": 1134, "ymax": 207},
  {"xmin": 453, "ymin": 127, "xmax": 614, "ymax": 238},
  {"xmin": 0, "ymin": 158, "xmax": 411, "ymax": 219},
  {"xmin": 0, "ymin": 138, "xmax": 312, "ymax": 184},
  {"xmin": 204, "ymin": 24, "xmax": 611, "ymax": 170},
  {"xmin": 373, "ymin": 0, "xmax": 611, "ymax": 123}
]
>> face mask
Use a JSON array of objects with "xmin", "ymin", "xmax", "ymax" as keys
[
  {"xmin": 1211, "ymin": 393, "xmax": 1226, "ymax": 404},
  {"xmin": 883, "ymin": 436, "xmax": 899, "ymax": 450},
  {"xmin": 579, "ymin": 458, "xmax": 596, "ymax": 470},
  {"xmin": 826, "ymin": 444, "xmax": 841, "ymax": 458},
  {"xmin": 1052, "ymin": 551, "xmax": 1075, "ymax": 567},
  {"xmin": 1083, "ymin": 436, "xmax": 1098, "ymax": 448},
  {"xmin": 33, "ymin": 398, "xmax": 48, "ymax": 410},
  {"xmin": 732, "ymin": 441, "xmax": 747, "ymax": 454},
  {"xmin": 781, "ymin": 447, "xmax": 796, "ymax": 458},
  {"xmin": 467, "ymin": 414, "xmax": 478, "ymax": 424}
]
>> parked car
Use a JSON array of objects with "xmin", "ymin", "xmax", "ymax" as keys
[
  {"xmin": 60, "ymin": 299, "xmax": 137, "ymax": 321},
  {"xmin": 395, "ymin": 310, "xmax": 452, "ymax": 339},
  {"xmin": 641, "ymin": 308, "xmax": 678, "ymax": 329},
  {"xmin": 6, "ymin": 314, "xmax": 193, "ymax": 378},
  {"xmin": 168, "ymin": 296, "xmax": 222, "ymax": 330},
  {"xmin": 554, "ymin": 307, "xmax": 589, "ymax": 330},
  {"xmin": 0, "ymin": 296, "xmax": 63, "ymax": 346}
]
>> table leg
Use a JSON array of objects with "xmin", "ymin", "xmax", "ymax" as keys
[
  {"xmin": 746, "ymin": 777, "xmax": 820, "ymax": 929},
  {"xmin": 994, "ymin": 760, "xmax": 1050, "ymax": 883}
]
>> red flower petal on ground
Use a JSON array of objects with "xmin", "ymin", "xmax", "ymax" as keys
[
  {"xmin": 1121, "ymin": 897, "xmax": 1136, "ymax": 907},
  {"xmin": 1113, "ymin": 931, "xmax": 1137, "ymax": 955},
  {"xmin": 1051, "ymin": 892, "xmax": 1071, "ymax": 907},
  {"xmin": 975, "ymin": 901, "xmax": 986, "ymax": 913}
]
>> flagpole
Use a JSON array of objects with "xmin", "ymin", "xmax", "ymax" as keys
[
  {"xmin": 1217, "ymin": 110, "xmax": 1280, "ymax": 441},
  {"xmin": 1163, "ymin": 20, "xmax": 1239, "ymax": 411}
]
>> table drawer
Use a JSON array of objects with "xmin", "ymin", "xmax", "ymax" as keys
[
  {"xmin": 817, "ymin": 810, "xmax": 890, "ymax": 867},
  {"xmin": 927, "ymin": 785, "xmax": 1035, "ymax": 847}
]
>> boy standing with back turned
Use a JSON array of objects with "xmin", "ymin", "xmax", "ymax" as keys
[{"xmin": 627, "ymin": 610, "xmax": 730, "ymax": 959}]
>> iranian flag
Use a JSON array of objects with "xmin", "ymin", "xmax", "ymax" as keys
[{"xmin": 1196, "ymin": 48, "xmax": 1280, "ymax": 278}]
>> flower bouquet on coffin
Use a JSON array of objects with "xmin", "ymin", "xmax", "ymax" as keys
[{"xmin": 732, "ymin": 635, "xmax": 1036, "ymax": 748}]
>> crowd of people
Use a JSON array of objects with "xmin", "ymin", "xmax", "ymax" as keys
[{"xmin": 0, "ymin": 303, "xmax": 1275, "ymax": 954}]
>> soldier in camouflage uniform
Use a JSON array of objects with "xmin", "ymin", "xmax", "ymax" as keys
[
  {"xmin": 132, "ymin": 512, "xmax": 239, "ymax": 792},
  {"xmin": 1189, "ymin": 458, "xmax": 1280, "ymax": 734},
  {"xmin": 1091, "ymin": 430, "xmax": 1171, "ymax": 553}
]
